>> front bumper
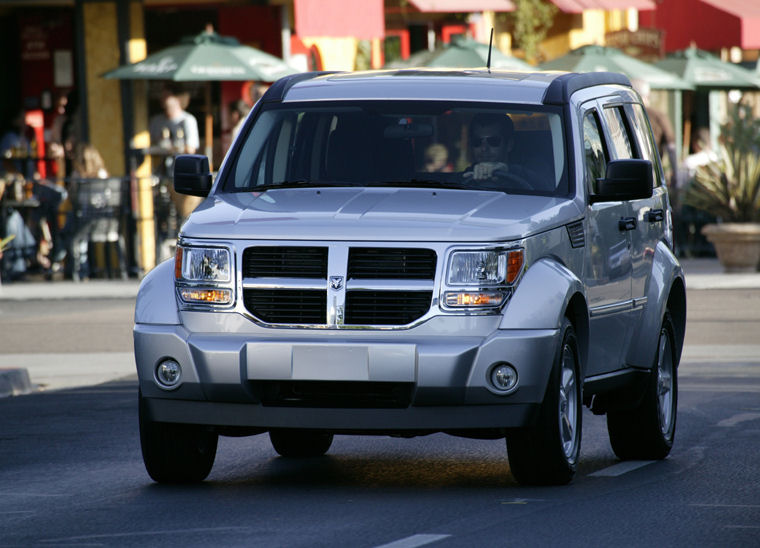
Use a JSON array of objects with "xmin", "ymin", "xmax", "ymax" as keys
[{"xmin": 134, "ymin": 313, "xmax": 559, "ymax": 432}]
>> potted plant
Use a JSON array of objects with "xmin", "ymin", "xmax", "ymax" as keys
[{"xmin": 684, "ymin": 103, "xmax": 760, "ymax": 272}]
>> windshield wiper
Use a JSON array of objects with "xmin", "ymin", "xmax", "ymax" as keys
[{"xmin": 249, "ymin": 181, "xmax": 350, "ymax": 191}]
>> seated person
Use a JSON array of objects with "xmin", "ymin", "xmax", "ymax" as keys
[
  {"xmin": 463, "ymin": 113, "xmax": 533, "ymax": 188},
  {"xmin": 423, "ymin": 143, "xmax": 452, "ymax": 173}
]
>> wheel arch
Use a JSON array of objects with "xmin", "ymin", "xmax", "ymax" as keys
[
  {"xmin": 134, "ymin": 258, "xmax": 180, "ymax": 325},
  {"xmin": 500, "ymin": 258, "xmax": 588, "ymax": 379},
  {"xmin": 565, "ymin": 292, "xmax": 589, "ymax": 377},
  {"xmin": 626, "ymin": 241, "xmax": 685, "ymax": 368},
  {"xmin": 666, "ymin": 274, "xmax": 687, "ymax": 366}
]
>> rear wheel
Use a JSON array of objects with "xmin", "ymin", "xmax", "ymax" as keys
[
  {"xmin": 607, "ymin": 312, "xmax": 677, "ymax": 460},
  {"xmin": 507, "ymin": 318, "xmax": 582, "ymax": 485},
  {"xmin": 269, "ymin": 429, "xmax": 334, "ymax": 458},
  {"xmin": 139, "ymin": 393, "xmax": 218, "ymax": 483}
]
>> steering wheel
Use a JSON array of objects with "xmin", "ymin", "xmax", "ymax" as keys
[{"xmin": 491, "ymin": 168, "xmax": 533, "ymax": 191}]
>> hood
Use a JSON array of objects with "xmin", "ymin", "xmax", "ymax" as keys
[{"xmin": 182, "ymin": 187, "xmax": 582, "ymax": 242}]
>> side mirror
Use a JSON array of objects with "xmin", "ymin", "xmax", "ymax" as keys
[
  {"xmin": 591, "ymin": 159, "xmax": 653, "ymax": 204},
  {"xmin": 174, "ymin": 154, "xmax": 213, "ymax": 197}
]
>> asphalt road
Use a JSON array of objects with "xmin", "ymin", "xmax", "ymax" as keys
[{"xmin": 1, "ymin": 290, "xmax": 759, "ymax": 547}]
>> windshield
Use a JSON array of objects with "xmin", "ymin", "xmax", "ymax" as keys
[{"xmin": 224, "ymin": 101, "xmax": 568, "ymax": 196}]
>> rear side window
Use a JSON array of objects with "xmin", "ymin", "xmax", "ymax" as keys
[
  {"xmin": 582, "ymin": 111, "xmax": 607, "ymax": 194},
  {"xmin": 603, "ymin": 106, "xmax": 634, "ymax": 159}
]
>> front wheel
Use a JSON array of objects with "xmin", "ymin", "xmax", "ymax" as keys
[
  {"xmin": 269, "ymin": 429, "xmax": 333, "ymax": 458},
  {"xmin": 607, "ymin": 312, "xmax": 678, "ymax": 460},
  {"xmin": 139, "ymin": 394, "xmax": 218, "ymax": 483},
  {"xmin": 507, "ymin": 318, "xmax": 582, "ymax": 485}
]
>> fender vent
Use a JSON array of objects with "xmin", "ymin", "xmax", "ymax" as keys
[{"xmin": 567, "ymin": 221, "xmax": 585, "ymax": 248}]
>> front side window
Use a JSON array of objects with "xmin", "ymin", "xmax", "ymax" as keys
[
  {"xmin": 224, "ymin": 101, "xmax": 569, "ymax": 197},
  {"xmin": 583, "ymin": 111, "xmax": 608, "ymax": 194},
  {"xmin": 628, "ymin": 103, "xmax": 663, "ymax": 187}
]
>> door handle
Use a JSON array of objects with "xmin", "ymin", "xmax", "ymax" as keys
[
  {"xmin": 618, "ymin": 217, "xmax": 637, "ymax": 231},
  {"xmin": 647, "ymin": 209, "xmax": 664, "ymax": 223}
]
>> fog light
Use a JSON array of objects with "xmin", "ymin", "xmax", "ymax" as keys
[
  {"xmin": 156, "ymin": 359, "xmax": 182, "ymax": 389},
  {"xmin": 489, "ymin": 362, "xmax": 518, "ymax": 393}
]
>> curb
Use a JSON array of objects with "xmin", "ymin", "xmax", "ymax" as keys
[{"xmin": 0, "ymin": 368, "xmax": 35, "ymax": 398}]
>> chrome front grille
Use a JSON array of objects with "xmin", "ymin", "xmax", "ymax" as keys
[{"xmin": 242, "ymin": 244, "xmax": 436, "ymax": 327}]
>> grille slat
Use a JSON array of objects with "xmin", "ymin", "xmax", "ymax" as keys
[
  {"xmin": 244, "ymin": 247, "xmax": 328, "ymax": 278},
  {"xmin": 345, "ymin": 291, "xmax": 432, "ymax": 325},
  {"xmin": 244, "ymin": 289, "xmax": 326, "ymax": 324},
  {"xmin": 348, "ymin": 248, "xmax": 436, "ymax": 280}
]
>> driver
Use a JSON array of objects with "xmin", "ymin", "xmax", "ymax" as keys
[{"xmin": 464, "ymin": 113, "xmax": 520, "ymax": 181}]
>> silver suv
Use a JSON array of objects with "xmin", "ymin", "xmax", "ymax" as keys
[{"xmin": 134, "ymin": 69, "xmax": 686, "ymax": 485}]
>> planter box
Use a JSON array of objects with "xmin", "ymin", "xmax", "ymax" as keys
[{"xmin": 702, "ymin": 223, "xmax": 760, "ymax": 272}]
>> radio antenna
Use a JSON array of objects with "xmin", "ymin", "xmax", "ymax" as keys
[{"xmin": 486, "ymin": 28, "xmax": 494, "ymax": 73}]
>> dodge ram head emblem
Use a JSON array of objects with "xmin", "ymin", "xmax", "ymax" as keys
[{"xmin": 329, "ymin": 276, "xmax": 344, "ymax": 290}]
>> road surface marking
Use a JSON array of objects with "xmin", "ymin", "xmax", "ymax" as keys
[
  {"xmin": 374, "ymin": 534, "xmax": 452, "ymax": 548},
  {"xmin": 717, "ymin": 412, "xmax": 760, "ymax": 427},
  {"xmin": 41, "ymin": 527, "xmax": 252, "ymax": 542},
  {"xmin": 691, "ymin": 504, "xmax": 760, "ymax": 509},
  {"xmin": 589, "ymin": 460, "xmax": 656, "ymax": 477}
]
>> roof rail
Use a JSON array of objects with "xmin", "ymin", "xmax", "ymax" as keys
[
  {"xmin": 262, "ymin": 71, "xmax": 342, "ymax": 103},
  {"xmin": 543, "ymin": 72, "xmax": 631, "ymax": 105}
]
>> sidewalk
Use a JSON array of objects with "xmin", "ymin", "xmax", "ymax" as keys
[
  {"xmin": 2, "ymin": 257, "xmax": 760, "ymax": 397},
  {"xmin": 0, "ymin": 278, "xmax": 140, "ymax": 301}
]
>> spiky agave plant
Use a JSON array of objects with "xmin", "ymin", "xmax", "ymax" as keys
[{"xmin": 685, "ymin": 104, "xmax": 760, "ymax": 223}]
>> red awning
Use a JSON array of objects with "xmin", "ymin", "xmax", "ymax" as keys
[
  {"xmin": 408, "ymin": 0, "xmax": 515, "ymax": 13},
  {"xmin": 699, "ymin": 0, "xmax": 760, "ymax": 18},
  {"xmin": 698, "ymin": 0, "xmax": 760, "ymax": 49},
  {"xmin": 294, "ymin": 0, "xmax": 384, "ymax": 40},
  {"xmin": 551, "ymin": 0, "xmax": 655, "ymax": 13}
]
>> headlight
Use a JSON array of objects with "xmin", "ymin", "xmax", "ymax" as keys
[
  {"xmin": 443, "ymin": 248, "xmax": 523, "ymax": 310},
  {"xmin": 175, "ymin": 245, "xmax": 233, "ymax": 306},
  {"xmin": 447, "ymin": 249, "xmax": 523, "ymax": 285},
  {"xmin": 176, "ymin": 245, "xmax": 231, "ymax": 282}
]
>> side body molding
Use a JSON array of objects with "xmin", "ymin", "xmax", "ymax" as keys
[{"xmin": 134, "ymin": 259, "xmax": 180, "ymax": 325}]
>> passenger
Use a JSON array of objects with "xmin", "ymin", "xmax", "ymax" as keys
[{"xmin": 423, "ymin": 143, "xmax": 452, "ymax": 173}]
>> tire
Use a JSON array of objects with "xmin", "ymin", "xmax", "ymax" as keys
[
  {"xmin": 507, "ymin": 318, "xmax": 582, "ymax": 486},
  {"xmin": 607, "ymin": 312, "xmax": 677, "ymax": 460},
  {"xmin": 269, "ymin": 429, "xmax": 334, "ymax": 458},
  {"xmin": 139, "ymin": 393, "xmax": 218, "ymax": 483}
]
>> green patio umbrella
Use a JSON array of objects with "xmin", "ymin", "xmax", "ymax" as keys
[
  {"xmin": 386, "ymin": 38, "xmax": 532, "ymax": 71},
  {"xmin": 655, "ymin": 46, "xmax": 760, "ymax": 89},
  {"xmin": 540, "ymin": 45, "xmax": 693, "ymax": 90},
  {"xmin": 103, "ymin": 29, "xmax": 299, "ymax": 161}
]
